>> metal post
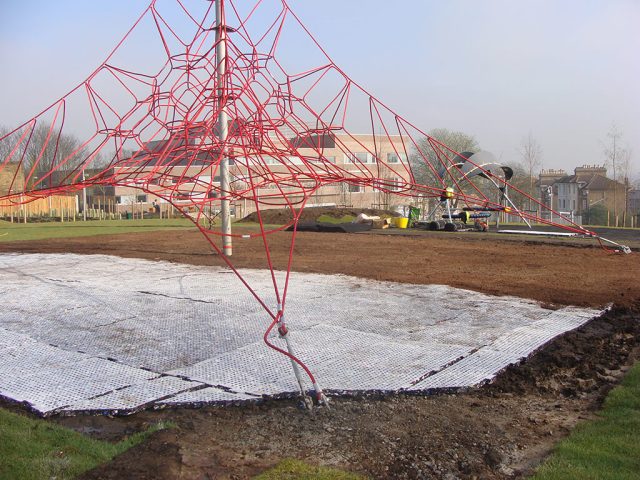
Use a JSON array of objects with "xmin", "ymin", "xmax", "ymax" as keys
[
  {"xmin": 216, "ymin": 0, "xmax": 232, "ymax": 256},
  {"xmin": 445, "ymin": 198, "xmax": 453, "ymax": 222},
  {"xmin": 82, "ymin": 168, "xmax": 87, "ymax": 221}
]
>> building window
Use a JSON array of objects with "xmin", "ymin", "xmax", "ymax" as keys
[
  {"xmin": 387, "ymin": 152, "xmax": 407, "ymax": 164},
  {"xmin": 356, "ymin": 152, "xmax": 369, "ymax": 164},
  {"xmin": 116, "ymin": 195, "xmax": 135, "ymax": 205},
  {"xmin": 348, "ymin": 184, "xmax": 362, "ymax": 193},
  {"xmin": 345, "ymin": 152, "xmax": 373, "ymax": 164},
  {"xmin": 391, "ymin": 177, "xmax": 402, "ymax": 191},
  {"xmin": 137, "ymin": 194, "xmax": 148, "ymax": 203}
]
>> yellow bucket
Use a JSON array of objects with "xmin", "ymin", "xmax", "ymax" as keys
[{"xmin": 395, "ymin": 217, "xmax": 409, "ymax": 229}]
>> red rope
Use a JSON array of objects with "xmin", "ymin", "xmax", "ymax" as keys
[{"xmin": 0, "ymin": 0, "xmax": 626, "ymax": 393}]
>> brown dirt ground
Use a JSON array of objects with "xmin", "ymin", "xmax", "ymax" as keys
[
  {"xmin": 1, "ymin": 225, "xmax": 640, "ymax": 479},
  {"xmin": 2, "ymin": 226, "xmax": 638, "ymax": 307}
]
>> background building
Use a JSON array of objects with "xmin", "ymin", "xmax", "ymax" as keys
[
  {"xmin": 111, "ymin": 133, "xmax": 414, "ymax": 218},
  {"xmin": 539, "ymin": 165, "xmax": 630, "ymax": 226}
]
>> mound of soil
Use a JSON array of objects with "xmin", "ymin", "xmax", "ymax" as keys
[{"xmin": 239, "ymin": 206, "xmax": 401, "ymax": 224}]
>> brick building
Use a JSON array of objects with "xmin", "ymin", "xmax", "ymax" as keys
[{"xmin": 112, "ymin": 133, "xmax": 414, "ymax": 218}]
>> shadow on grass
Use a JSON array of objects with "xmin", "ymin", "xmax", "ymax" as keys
[{"xmin": 254, "ymin": 458, "xmax": 365, "ymax": 480}]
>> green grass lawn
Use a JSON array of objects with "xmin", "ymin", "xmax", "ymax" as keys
[
  {"xmin": 0, "ymin": 408, "xmax": 171, "ymax": 480},
  {"xmin": 0, "ymin": 218, "xmax": 195, "ymax": 242},
  {"xmin": 316, "ymin": 214, "xmax": 356, "ymax": 224},
  {"xmin": 532, "ymin": 361, "xmax": 640, "ymax": 480},
  {"xmin": 254, "ymin": 459, "xmax": 365, "ymax": 480},
  {"xmin": 0, "ymin": 218, "xmax": 289, "ymax": 243}
]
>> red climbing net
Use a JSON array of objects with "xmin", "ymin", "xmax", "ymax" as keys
[{"xmin": 0, "ymin": 0, "xmax": 626, "ymax": 401}]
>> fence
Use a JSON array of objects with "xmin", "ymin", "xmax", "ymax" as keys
[{"xmin": 0, "ymin": 195, "xmax": 78, "ymax": 223}]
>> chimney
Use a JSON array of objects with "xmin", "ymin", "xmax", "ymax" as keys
[
  {"xmin": 574, "ymin": 165, "xmax": 607, "ymax": 177},
  {"xmin": 539, "ymin": 169, "xmax": 566, "ymax": 186}
]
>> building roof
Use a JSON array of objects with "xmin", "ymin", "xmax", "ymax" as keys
[
  {"xmin": 549, "ymin": 173, "xmax": 624, "ymax": 190},
  {"xmin": 583, "ymin": 174, "xmax": 622, "ymax": 190}
]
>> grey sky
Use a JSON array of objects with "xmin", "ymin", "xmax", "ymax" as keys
[{"xmin": 0, "ymin": 0, "xmax": 638, "ymax": 177}]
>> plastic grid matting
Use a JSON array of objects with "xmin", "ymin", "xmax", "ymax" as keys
[
  {"xmin": 0, "ymin": 253, "xmax": 601, "ymax": 414},
  {"xmin": 1, "ymin": 355, "xmax": 156, "ymax": 414},
  {"xmin": 62, "ymin": 375, "xmax": 204, "ymax": 413},
  {"xmin": 157, "ymin": 386, "xmax": 259, "ymax": 405},
  {"xmin": 409, "ymin": 308, "xmax": 600, "ymax": 391}
]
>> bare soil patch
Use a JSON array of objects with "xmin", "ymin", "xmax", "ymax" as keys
[
  {"xmin": 2, "ymin": 227, "xmax": 638, "ymax": 307},
  {"xmin": 1, "ymin": 227, "xmax": 639, "ymax": 479}
]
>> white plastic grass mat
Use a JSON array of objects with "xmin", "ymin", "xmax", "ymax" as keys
[{"xmin": 0, "ymin": 253, "xmax": 600, "ymax": 415}]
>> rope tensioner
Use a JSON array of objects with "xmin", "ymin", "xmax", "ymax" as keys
[{"xmin": 275, "ymin": 308, "xmax": 329, "ymax": 410}]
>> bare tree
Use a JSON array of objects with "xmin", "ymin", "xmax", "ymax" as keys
[
  {"xmin": 0, "ymin": 125, "xmax": 26, "ymax": 163},
  {"xmin": 411, "ymin": 128, "xmax": 479, "ymax": 186},
  {"xmin": 505, "ymin": 162, "xmax": 533, "ymax": 211},
  {"xmin": 338, "ymin": 181, "xmax": 351, "ymax": 207},
  {"xmin": 26, "ymin": 123, "xmax": 83, "ymax": 168},
  {"xmin": 371, "ymin": 165, "xmax": 395, "ymax": 209},
  {"xmin": 0, "ymin": 126, "xmax": 26, "ymax": 196},
  {"xmin": 2, "ymin": 124, "xmax": 84, "ymax": 172},
  {"xmin": 517, "ymin": 133, "xmax": 543, "ymax": 211},
  {"xmin": 603, "ymin": 123, "xmax": 632, "ymax": 219},
  {"xmin": 0, "ymin": 126, "xmax": 11, "ymax": 159}
]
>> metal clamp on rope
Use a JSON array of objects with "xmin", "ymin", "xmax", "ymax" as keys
[
  {"xmin": 278, "ymin": 324, "xmax": 289, "ymax": 337},
  {"xmin": 314, "ymin": 384, "xmax": 330, "ymax": 408}
]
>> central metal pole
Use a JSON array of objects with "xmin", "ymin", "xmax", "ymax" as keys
[
  {"xmin": 216, "ymin": 0, "xmax": 232, "ymax": 256},
  {"xmin": 82, "ymin": 168, "xmax": 87, "ymax": 221}
]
